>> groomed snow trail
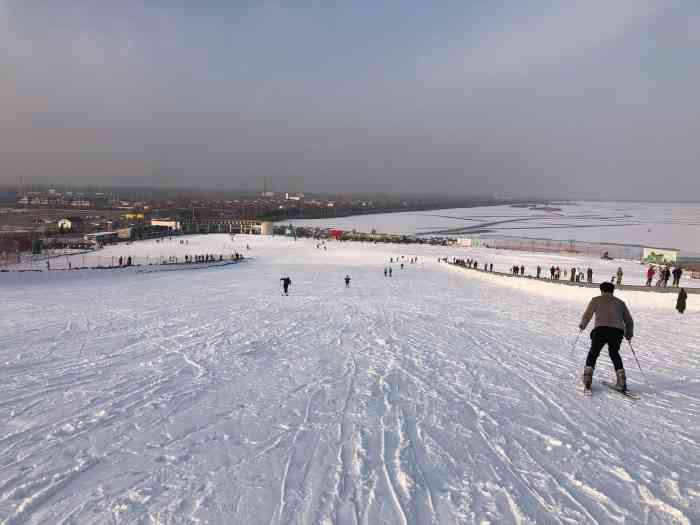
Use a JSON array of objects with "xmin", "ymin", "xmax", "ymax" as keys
[{"xmin": 1, "ymin": 235, "xmax": 698, "ymax": 524}]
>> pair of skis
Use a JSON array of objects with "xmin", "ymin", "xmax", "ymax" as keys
[{"xmin": 583, "ymin": 380, "xmax": 640, "ymax": 400}]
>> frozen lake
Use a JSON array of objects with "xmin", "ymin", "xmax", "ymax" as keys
[{"xmin": 287, "ymin": 201, "xmax": 700, "ymax": 255}]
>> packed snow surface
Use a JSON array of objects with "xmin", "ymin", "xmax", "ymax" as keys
[{"xmin": 1, "ymin": 235, "xmax": 698, "ymax": 524}]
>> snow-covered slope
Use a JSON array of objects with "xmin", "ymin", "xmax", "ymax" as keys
[{"xmin": 1, "ymin": 235, "xmax": 698, "ymax": 524}]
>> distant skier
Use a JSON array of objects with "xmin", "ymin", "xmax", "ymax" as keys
[
  {"xmin": 550, "ymin": 266, "xmax": 555, "ymax": 279},
  {"xmin": 345, "ymin": 275, "xmax": 351, "ymax": 288},
  {"xmin": 280, "ymin": 276, "xmax": 292, "ymax": 295},
  {"xmin": 587, "ymin": 267, "xmax": 593, "ymax": 284},
  {"xmin": 384, "ymin": 267, "xmax": 388, "ymax": 277},
  {"xmin": 570, "ymin": 267, "xmax": 576, "ymax": 282},
  {"xmin": 400, "ymin": 263, "xmax": 404, "ymax": 270},
  {"xmin": 389, "ymin": 267, "xmax": 392, "ymax": 277},
  {"xmin": 615, "ymin": 267, "xmax": 623, "ymax": 286},
  {"xmin": 676, "ymin": 288, "xmax": 687, "ymax": 314},
  {"xmin": 536, "ymin": 266, "xmax": 542, "ymax": 278},
  {"xmin": 520, "ymin": 265, "xmax": 525, "ymax": 276},
  {"xmin": 489, "ymin": 263, "xmax": 493, "ymax": 272},
  {"xmin": 579, "ymin": 282, "xmax": 634, "ymax": 392}
]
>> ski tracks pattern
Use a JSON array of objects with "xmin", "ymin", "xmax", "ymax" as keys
[{"xmin": 0, "ymin": 238, "xmax": 698, "ymax": 524}]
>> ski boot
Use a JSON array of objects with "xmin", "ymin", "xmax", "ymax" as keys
[
  {"xmin": 615, "ymin": 368, "xmax": 627, "ymax": 392},
  {"xmin": 582, "ymin": 366, "xmax": 594, "ymax": 391}
]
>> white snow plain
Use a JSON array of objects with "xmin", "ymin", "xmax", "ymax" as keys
[
  {"xmin": 1, "ymin": 234, "xmax": 698, "ymax": 524},
  {"xmin": 288, "ymin": 201, "xmax": 700, "ymax": 255}
]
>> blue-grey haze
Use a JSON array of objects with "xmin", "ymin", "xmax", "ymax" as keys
[{"xmin": 1, "ymin": 1, "xmax": 699, "ymax": 199}]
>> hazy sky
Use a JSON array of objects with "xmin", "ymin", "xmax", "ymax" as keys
[{"xmin": 2, "ymin": 1, "xmax": 699, "ymax": 199}]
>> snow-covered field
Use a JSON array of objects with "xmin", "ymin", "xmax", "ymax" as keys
[
  {"xmin": 1, "ymin": 235, "xmax": 698, "ymax": 524},
  {"xmin": 287, "ymin": 201, "xmax": 700, "ymax": 255}
]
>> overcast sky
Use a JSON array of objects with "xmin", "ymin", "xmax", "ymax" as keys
[{"xmin": 1, "ymin": 1, "xmax": 699, "ymax": 199}]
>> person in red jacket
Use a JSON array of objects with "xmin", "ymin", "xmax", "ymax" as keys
[{"xmin": 645, "ymin": 265, "xmax": 655, "ymax": 286}]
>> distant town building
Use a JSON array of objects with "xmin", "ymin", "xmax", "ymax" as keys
[
  {"xmin": 151, "ymin": 219, "xmax": 181, "ymax": 231},
  {"xmin": 84, "ymin": 231, "xmax": 120, "ymax": 245},
  {"xmin": 57, "ymin": 217, "xmax": 83, "ymax": 233},
  {"xmin": 124, "ymin": 212, "xmax": 147, "ymax": 222}
]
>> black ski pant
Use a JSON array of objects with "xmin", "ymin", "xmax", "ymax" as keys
[{"xmin": 586, "ymin": 326, "xmax": 624, "ymax": 371}]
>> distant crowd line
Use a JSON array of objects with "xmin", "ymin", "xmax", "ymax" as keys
[
  {"xmin": 39, "ymin": 252, "xmax": 245, "ymax": 271},
  {"xmin": 446, "ymin": 257, "xmax": 685, "ymax": 287}
]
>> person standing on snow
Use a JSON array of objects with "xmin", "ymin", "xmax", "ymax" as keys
[
  {"xmin": 280, "ymin": 276, "xmax": 292, "ymax": 295},
  {"xmin": 345, "ymin": 275, "xmax": 351, "ymax": 288},
  {"xmin": 673, "ymin": 266, "xmax": 683, "ymax": 287},
  {"xmin": 676, "ymin": 288, "xmax": 687, "ymax": 314},
  {"xmin": 616, "ymin": 267, "xmax": 623, "ymax": 285},
  {"xmin": 389, "ymin": 267, "xmax": 392, "ymax": 277},
  {"xmin": 384, "ymin": 267, "xmax": 388, "ymax": 277},
  {"xmin": 645, "ymin": 265, "xmax": 655, "ymax": 286},
  {"xmin": 587, "ymin": 267, "xmax": 593, "ymax": 283},
  {"xmin": 579, "ymin": 282, "xmax": 634, "ymax": 392}
]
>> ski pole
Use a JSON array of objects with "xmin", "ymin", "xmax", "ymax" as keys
[
  {"xmin": 569, "ymin": 329, "xmax": 583, "ymax": 357},
  {"xmin": 627, "ymin": 340, "xmax": 650, "ymax": 387}
]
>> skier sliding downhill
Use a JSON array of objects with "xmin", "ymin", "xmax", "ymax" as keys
[
  {"xmin": 579, "ymin": 282, "xmax": 634, "ymax": 393},
  {"xmin": 280, "ymin": 276, "xmax": 292, "ymax": 295},
  {"xmin": 344, "ymin": 275, "xmax": 351, "ymax": 288}
]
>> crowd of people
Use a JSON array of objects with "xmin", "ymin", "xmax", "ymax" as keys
[
  {"xmin": 449, "ymin": 258, "xmax": 597, "ymax": 284},
  {"xmin": 113, "ymin": 252, "xmax": 244, "ymax": 267},
  {"xmin": 450, "ymin": 258, "xmax": 494, "ymax": 272},
  {"xmin": 383, "ymin": 255, "xmax": 420, "ymax": 277},
  {"xmin": 645, "ymin": 264, "xmax": 683, "ymax": 287},
  {"xmin": 448, "ymin": 257, "xmax": 689, "ymax": 289}
]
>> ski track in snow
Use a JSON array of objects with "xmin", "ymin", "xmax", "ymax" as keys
[{"xmin": 0, "ymin": 234, "xmax": 698, "ymax": 524}]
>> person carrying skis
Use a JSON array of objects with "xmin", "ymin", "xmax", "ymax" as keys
[
  {"xmin": 579, "ymin": 281, "xmax": 634, "ymax": 392},
  {"xmin": 344, "ymin": 274, "xmax": 351, "ymax": 288},
  {"xmin": 280, "ymin": 276, "xmax": 292, "ymax": 295}
]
